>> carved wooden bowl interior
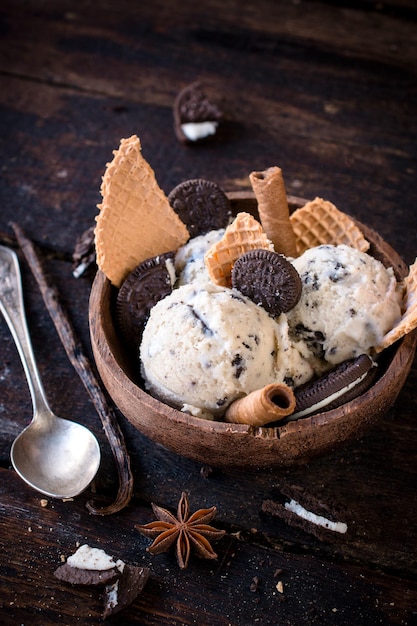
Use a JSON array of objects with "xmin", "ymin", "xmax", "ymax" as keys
[{"xmin": 89, "ymin": 193, "xmax": 417, "ymax": 468}]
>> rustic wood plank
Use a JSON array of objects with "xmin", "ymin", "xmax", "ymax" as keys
[
  {"xmin": 1, "ymin": 467, "xmax": 416, "ymax": 626},
  {"xmin": 0, "ymin": 5, "xmax": 416, "ymax": 262},
  {"xmin": 1, "ymin": 0, "xmax": 417, "ymax": 623},
  {"xmin": 3, "ymin": 250, "xmax": 416, "ymax": 578}
]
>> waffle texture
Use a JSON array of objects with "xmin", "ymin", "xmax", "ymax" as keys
[
  {"xmin": 290, "ymin": 197, "xmax": 370, "ymax": 256},
  {"xmin": 95, "ymin": 135, "xmax": 189, "ymax": 287},
  {"xmin": 377, "ymin": 259, "xmax": 417, "ymax": 351},
  {"xmin": 204, "ymin": 212, "xmax": 273, "ymax": 287}
]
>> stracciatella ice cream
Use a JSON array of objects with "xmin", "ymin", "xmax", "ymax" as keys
[
  {"xmin": 140, "ymin": 281, "xmax": 312, "ymax": 418},
  {"xmin": 287, "ymin": 244, "xmax": 402, "ymax": 368}
]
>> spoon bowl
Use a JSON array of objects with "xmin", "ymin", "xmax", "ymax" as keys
[
  {"xmin": 11, "ymin": 411, "xmax": 101, "ymax": 499},
  {"xmin": 0, "ymin": 245, "xmax": 101, "ymax": 498}
]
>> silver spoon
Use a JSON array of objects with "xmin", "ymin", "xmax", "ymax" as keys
[{"xmin": 0, "ymin": 244, "xmax": 101, "ymax": 498}]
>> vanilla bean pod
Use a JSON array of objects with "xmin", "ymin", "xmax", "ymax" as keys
[{"xmin": 11, "ymin": 222, "xmax": 134, "ymax": 515}]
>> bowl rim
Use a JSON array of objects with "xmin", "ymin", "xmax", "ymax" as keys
[{"xmin": 89, "ymin": 192, "xmax": 417, "ymax": 465}]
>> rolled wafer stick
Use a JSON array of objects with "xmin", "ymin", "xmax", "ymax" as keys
[
  {"xmin": 250, "ymin": 167, "xmax": 298, "ymax": 258},
  {"xmin": 225, "ymin": 383, "xmax": 296, "ymax": 426}
]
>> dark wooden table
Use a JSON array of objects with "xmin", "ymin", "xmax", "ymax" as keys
[{"xmin": 1, "ymin": 1, "xmax": 417, "ymax": 624}]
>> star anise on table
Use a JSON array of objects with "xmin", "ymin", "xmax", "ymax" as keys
[{"xmin": 135, "ymin": 491, "xmax": 226, "ymax": 569}]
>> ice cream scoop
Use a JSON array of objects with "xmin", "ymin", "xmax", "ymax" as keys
[
  {"xmin": 140, "ymin": 282, "xmax": 283, "ymax": 417},
  {"xmin": 287, "ymin": 244, "xmax": 402, "ymax": 368},
  {"xmin": 0, "ymin": 245, "xmax": 100, "ymax": 498}
]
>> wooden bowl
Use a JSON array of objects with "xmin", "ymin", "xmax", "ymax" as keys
[{"xmin": 89, "ymin": 193, "xmax": 417, "ymax": 468}]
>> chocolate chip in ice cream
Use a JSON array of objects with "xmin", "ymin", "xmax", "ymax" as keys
[
  {"xmin": 116, "ymin": 251, "xmax": 176, "ymax": 348},
  {"xmin": 231, "ymin": 249, "xmax": 302, "ymax": 316},
  {"xmin": 168, "ymin": 179, "xmax": 232, "ymax": 238},
  {"xmin": 173, "ymin": 81, "xmax": 223, "ymax": 143},
  {"xmin": 290, "ymin": 354, "xmax": 377, "ymax": 420}
]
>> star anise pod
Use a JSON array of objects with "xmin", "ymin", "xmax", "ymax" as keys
[{"xmin": 135, "ymin": 491, "xmax": 226, "ymax": 569}]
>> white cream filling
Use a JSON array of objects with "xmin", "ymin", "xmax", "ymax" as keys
[
  {"xmin": 105, "ymin": 580, "xmax": 119, "ymax": 609},
  {"xmin": 67, "ymin": 544, "xmax": 125, "ymax": 572},
  {"xmin": 72, "ymin": 262, "xmax": 89, "ymax": 279},
  {"xmin": 165, "ymin": 257, "xmax": 177, "ymax": 287},
  {"xmin": 181, "ymin": 121, "xmax": 218, "ymax": 141},
  {"xmin": 285, "ymin": 499, "xmax": 347, "ymax": 534}
]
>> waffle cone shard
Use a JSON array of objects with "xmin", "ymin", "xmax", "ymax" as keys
[
  {"xmin": 249, "ymin": 167, "xmax": 298, "ymax": 258},
  {"xmin": 290, "ymin": 197, "xmax": 370, "ymax": 255},
  {"xmin": 225, "ymin": 383, "xmax": 296, "ymax": 426},
  {"xmin": 204, "ymin": 212, "xmax": 273, "ymax": 287},
  {"xmin": 95, "ymin": 135, "xmax": 189, "ymax": 287},
  {"xmin": 376, "ymin": 258, "xmax": 417, "ymax": 351}
]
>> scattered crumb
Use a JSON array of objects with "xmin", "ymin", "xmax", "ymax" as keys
[
  {"xmin": 250, "ymin": 576, "xmax": 260, "ymax": 592},
  {"xmin": 324, "ymin": 102, "xmax": 339, "ymax": 114},
  {"xmin": 230, "ymin": 531, "xmax": 242, "ymax": 540},
  {"xmin": 276, "ymin": 581, "xmax": 284, "ymax": 593},
  {"xmin": 40, "ymin": 499, "xmax": 48, "ymax": 507}
]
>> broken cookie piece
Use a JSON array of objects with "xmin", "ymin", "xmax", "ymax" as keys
[
  {"xmin": 72, "ymin": 226, "xmax": 96, "ymax": 278},
  {"xmin": 262, "ymin": 485, "xmax": 348, "ymax": 542},
  {"xmin": 173, "ymin": 81, "xmax": 223, "ymax": 143},
  {"xmin": 54, "ymin": 544, "xmax": 124, "ymax": 585},
  {"xmin": 54, "ymin": 544, "xmax": 149, "ymax": 619},
  {"xmin": 103, "ymin": 563, "xmax": 150, "ymax": 618}
]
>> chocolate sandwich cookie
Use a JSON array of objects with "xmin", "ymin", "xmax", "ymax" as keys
[
  {"xmin": 262, "ymin": 484, "xmax": 348, "ymax": 542},
  {"xmin": 55, "ymin": 557, "xmax": 149, "ymax": 618},
  {"xmin": 116, "ymin": 251, "xmax": 176, "ymax": 348},
  {"xmin": 173, "ymin": 81, "xmax": 223, "ymax": 143},
  {"xmin": 103, "ymin": 564, "xmax": 149, "ymax": 618},
  {"xmin": 290, "ymin": 354, "xmax": 377, "ymax": 420},
  {"xmin": 54, "ymin": 563, "xmax": 120, "ymax": 586},
  {"xmin": 72, "ymin": 225, "xmax": 96, "ymax": 278},
  {"xmin": 168, "ymin": 179, "xmax": 232, "ymax": 238},
  {"xmin": 231, "ymin": 249, "xmax": 302, "ymax": 316}
]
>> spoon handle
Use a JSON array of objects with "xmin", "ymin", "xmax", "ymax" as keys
[{"xmin": 0, "ymin": 245, "xmax": 50, "ymax": 417}]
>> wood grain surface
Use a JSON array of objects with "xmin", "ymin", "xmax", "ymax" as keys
[{"xmin": 1, "ymin": 1, "xmax": 417, "ymax": 624}]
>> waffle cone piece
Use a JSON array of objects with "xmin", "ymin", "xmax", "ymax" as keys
[
  {"xmin": 225, "ymin": 383, "xmax": 296, "ymax": 426},
  {"xmin": 249, "ymin": 167, "xmax": 298, "ymax": 258},
  {"xmin": 290, "ymin": 197, "xmax": 370, "ymax": 256},
  {"xmin": 376, "ymin": 258, "xmax": 417, "ymax": 352},
  {"xmin": 204, "ymin": 212, "xmax": 273, "ymax": 287},
  {"xmin": 95, "ymin": 135, "xmax": 189, "ymax": 287}
]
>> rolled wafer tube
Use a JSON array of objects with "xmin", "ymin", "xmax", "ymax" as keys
[
  {"xmin": 225, "ymin": 383, "xmax": 296, "ymax": 426},
  {"xmin": 250, "ymin": 166, "xmax": 298, "ymax": 258}
]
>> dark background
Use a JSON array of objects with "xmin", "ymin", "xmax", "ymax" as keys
[{"xmin": 0, "ymin": 1, "xmax": 416, "ymax": 624}]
